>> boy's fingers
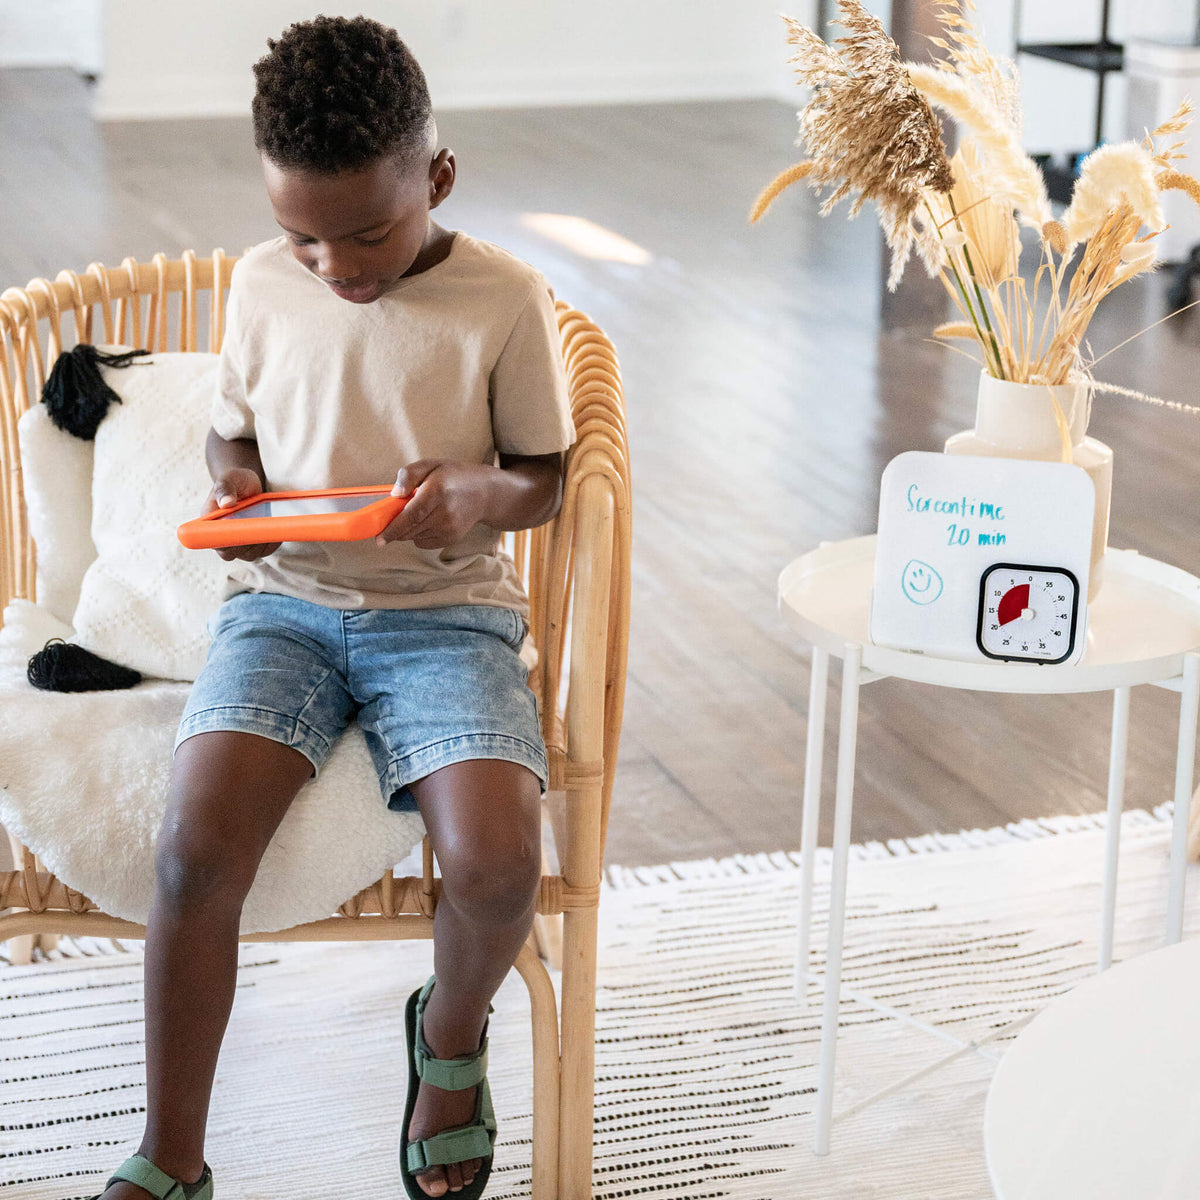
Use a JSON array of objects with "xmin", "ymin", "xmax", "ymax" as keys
[
  {"xmin": 393, "ymin": 459, "xmax": 441, "ymax": 497},
  {"xmin": 379, "ymin": 482, "xmax": 435, "ymax": 543},
  {"xmin": 378, "ymin": 496, "xmax": 439, "ymax": 546}
]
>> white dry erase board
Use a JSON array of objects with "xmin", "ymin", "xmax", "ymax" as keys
[{"xmin": 869, "ymin": 452, "xmax": 1095, "ymax": 665}]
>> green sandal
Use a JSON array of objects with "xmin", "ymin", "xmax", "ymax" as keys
[
  {"xmin": 88, "ymin": 1155, "xmax": 213, "ymax": 1200},
  {"xmin": 400, "ymin": 977, "xmax": 496, "ymax": 1200}
]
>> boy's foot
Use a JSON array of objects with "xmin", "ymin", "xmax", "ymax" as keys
[
  {"xmin": 407, "ymin": 1078, "xmax": 484, "ymax": 1196},
  {"xmin": 405, "ymin": 982, "xmax": 492, "ymax": 1197},
  {"xmin": 90, "ymin": 1159, "xmax": 209, "ymax": 1200}
]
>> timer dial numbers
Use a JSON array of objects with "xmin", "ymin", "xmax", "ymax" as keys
[{"xmin": 977, "ymin": 564, "xmax": 1081, "ymax": 664}]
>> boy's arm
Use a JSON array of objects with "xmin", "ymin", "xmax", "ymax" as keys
[
  {"xmin": 206, "ymin": 427, "xmax": 269, "ymax": 498},
  {"xmin": 379, "ymin": 453, "xmax": 563, "ymax": 550},
  {"xmin": 203, "ymin": 427, "xmax": 281, "ymax": 562}
]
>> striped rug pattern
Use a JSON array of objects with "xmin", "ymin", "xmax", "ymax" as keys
[{"xmin": 2, "ymin": 807, "xmax": 1195, "ymax": 1199}]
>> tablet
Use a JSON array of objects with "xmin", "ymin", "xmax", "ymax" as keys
[{"xmin": 177, "ymin": 485, "xmax": 409, "ymax": 550}]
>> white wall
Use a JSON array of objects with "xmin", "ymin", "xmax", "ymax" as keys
[
  {"xmin": 0, "ymin": 0, "xmax": 101, "ymax": 74},
  {"xmin": 973, "ymin": 0, "xmax": 1197, "ymax": 155},
  {"xmin": 95, "ymin": 0, "xmax": 1199, "ymax": 156},
  {"xmin": 97, "ymin": 0, "xmax": 803, "ymax": 120}
]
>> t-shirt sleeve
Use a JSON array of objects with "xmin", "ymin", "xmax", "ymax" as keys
[
  {"xmin": 489, "ymin": 280, "xmax": 576, "ymax": 456},
  {"xmin": 210, "ymin": 281, "xmax": 255, "ymax": 441}
]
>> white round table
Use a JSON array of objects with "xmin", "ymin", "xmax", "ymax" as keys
[
  {"xmin": 985, "ymin": 936, "xmax": 1200, "ymax": 1199},
  {"xmin": 778, "ymin": 537, "xmax": 1200, "ymax": 1155}
]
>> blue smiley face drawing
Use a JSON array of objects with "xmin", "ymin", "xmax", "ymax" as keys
[{"xmin": 901, "ymin": 559, "xmax": 944, "ymax": 605}]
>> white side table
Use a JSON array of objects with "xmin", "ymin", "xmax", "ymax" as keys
[
  {"xmin": 778, "ymin": 536, "xmax": 1200, "ymax": 1155},
  {"xmin": 984, "ymin": 935, "xmax": 1200, "ymax": 1199}
]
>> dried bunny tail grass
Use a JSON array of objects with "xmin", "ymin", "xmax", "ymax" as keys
[
  {"xmin": 1062, "ymin": 142, "xmax": 1166, "ymax": 246},
  {"xmin": 907, "ymin": 63, "xmax": 1051, "ymax": 228},
  {"xmin": 750, "ymin": 161, "xmax": 815, "ymax": 222},
  {"xmin": 1146, "ymin": 99, "xmax": 1194, "ymax": 168},
  {"xmin": 1158, "ymin": 168, "xmax": 1200, "ymax": 216},
  {"xmin": 1042, "ymin": 221, "xmax": 1068, "ymax": 255},
  {"xmin": 934, "ymin": 321, "xmax": 981, "ymax": 340}
]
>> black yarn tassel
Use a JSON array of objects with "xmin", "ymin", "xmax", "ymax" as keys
[
  {"xmin": 41, "ymin": 344, "xmax": 150, "ymax": 440},
  {"xmin": 27, "ymin": 639, "xmax": 142, "ymax": 692}
]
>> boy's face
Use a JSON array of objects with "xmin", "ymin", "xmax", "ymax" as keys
[{"xmin": 263, "ymin": 149, "xmax": 455, "ymax": 304}]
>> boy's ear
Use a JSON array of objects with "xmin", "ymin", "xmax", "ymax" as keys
[{"xmin": 428, "ymin": 149, "xmax": 455, "ymax": 210}]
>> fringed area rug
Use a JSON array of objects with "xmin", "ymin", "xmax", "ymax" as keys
[{"xmin": 3, "ymin": 807, "xmax": 1197, "ymax": 1200}]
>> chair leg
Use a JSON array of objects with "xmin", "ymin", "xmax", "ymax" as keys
[
  {"xmin": 558, "ymin": 907, "xmax": 598, "ymax": 1200},
  {"xmin": 5, "ymin": 933, "xmax": 35, "ymax": 966},
  {"xmin": 3, "ymin": 829, "xmax": 35, "ymax": 964},
  {"xmin": 534, "ymin": 794, "xmax": 566, "ymax": 970},
  {"xmin": 531, "ymin": 912, "xmax": 563, "ymax": 970},
  {"xmin": 514, "ymin": 943, "xmax": 562, "ymax": 1200}
]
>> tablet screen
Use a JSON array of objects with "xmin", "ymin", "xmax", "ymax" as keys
[{"xmin": 224, "ymin": 493, "xmax": 388, "ymax": 520}]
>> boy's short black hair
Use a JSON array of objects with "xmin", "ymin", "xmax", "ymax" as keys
[{"xmin": 252, "ymin": 15, "xmax": 432, "ymax": 174}]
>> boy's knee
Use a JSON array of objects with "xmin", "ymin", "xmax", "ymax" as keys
[
  {"xmin": 154, "ymin": 814, "xmax": 256, "ymax": 908},
  {"xmin": 439, "ymin": 838, "xmax": 541, "ymax": 925}
]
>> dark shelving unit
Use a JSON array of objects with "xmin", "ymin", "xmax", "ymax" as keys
[{"xmin": 1014, "ymin": 0, "xmax": 1122, "ymax": 202}]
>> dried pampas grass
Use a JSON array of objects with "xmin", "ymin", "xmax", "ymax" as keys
[
  {"xmin": 906, "ymin": 63, "xmax": 1051, "ymax": 230},
  {"xmin": 927, "ymin": 0, "xmax": 1021, "ymax": 132},
  {"xmin": 752, "ymin": 0, "xmax": 954, "ymax": 289}
]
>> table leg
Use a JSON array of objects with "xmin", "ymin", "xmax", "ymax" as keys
[
  {"xmin": 1099, "ymin": 687, "xmax": 1130, "ymax": 973},
  {"xmin": 796, "ymin": 646, "xmax": 829, "ymax": 1000},
  {"xmin": 1167, "ymin": 651, "xmax": 1200, "ymax": 944},
  {"xmin": 814, "ymin": 643, "xmax": 862, "ymax": 1157}
]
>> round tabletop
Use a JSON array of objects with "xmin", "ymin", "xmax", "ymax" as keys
[
  {"xmin": 984, "ymin": 936, "xmax": 1200, "ymax": 1199},
  {"xmin": 778, "ymin": 537, "xmax": 1200, "ymax": 693}
]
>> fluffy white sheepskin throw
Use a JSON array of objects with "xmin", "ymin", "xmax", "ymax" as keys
[
  {"xmin": 16, "ymin": 404, "xmax": 95, "ymax": 625},
  {"xmin": 0, "ymin": 600, "xmax": 425, "ymax": 935},
  {"xmin": 71, "ymin": 352, "xmax": 229, "ymax": 681}
]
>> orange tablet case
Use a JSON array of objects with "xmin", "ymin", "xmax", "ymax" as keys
[{"xmin": 177, "ymin": 486, "xmax": 409, "ymax": 550}]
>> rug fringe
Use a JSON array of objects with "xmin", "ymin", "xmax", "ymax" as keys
[{"xmin": 605, "ymin": 803, "xmax": 1176, "ymax": 889}]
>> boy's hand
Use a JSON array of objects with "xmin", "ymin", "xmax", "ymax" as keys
[
  {"xmin": 378, "ymin": 460, "xmax": 494, "ymax": 549},
  {"xmin": 204, "ymin": 467, "xmax": 282, "ymax": 562}
]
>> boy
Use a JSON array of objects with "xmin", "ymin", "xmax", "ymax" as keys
[{"xmin": 90, "ymin": 16, "xmax": 574, "ymax": 1200}]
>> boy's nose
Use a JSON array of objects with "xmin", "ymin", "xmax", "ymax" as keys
[{"xmin": 314, "ymin": 246, "xmax": 358, "ymax": 282}]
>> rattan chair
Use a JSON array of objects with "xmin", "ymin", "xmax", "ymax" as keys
[{"xmin": 0, "ymin": 249, "xmax": 630, "ymax": 1200}]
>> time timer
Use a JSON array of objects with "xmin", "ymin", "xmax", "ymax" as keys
[{"xmin": 977, "ymin": 563, "xmax": 1081, "ymax": 664}]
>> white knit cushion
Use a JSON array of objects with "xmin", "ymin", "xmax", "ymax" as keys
[
  {"xmin": 16, "ymin": 404, "xmax": 96, "ymax": 625},
  {"xmin": 70, "ymin": 352, "xmax": 229, "ymax": 680},
  {"xmin": 0, "ymin": 600, "xmax": 425, "ymax": 934}
]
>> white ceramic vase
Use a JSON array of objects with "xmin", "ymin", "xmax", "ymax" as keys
[{"xmin": 944, "ymin": 370, "xmax": 1113, "ymax": 601}]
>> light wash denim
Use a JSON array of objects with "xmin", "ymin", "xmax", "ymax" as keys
[{"xmin": 176, "ymin": 591, "xmax": 546, "ymax": 812}]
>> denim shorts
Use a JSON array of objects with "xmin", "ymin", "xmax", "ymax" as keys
[{"xmin": 175, "ymin": 592, "xmax": 548, "ymax": 812}]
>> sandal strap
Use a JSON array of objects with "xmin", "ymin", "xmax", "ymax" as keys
[
  {"xmin": 105, "ymin": 1156, "xmax": 213, "ymax": 1200},
  {"xmin": 414, "ymin": 1041, "xmax": 489, "ymax": 1091},
  {"xmin": 405, "ymin": 1088, "xmax": 497, "ymax": 1173},
  {"xmin": 413, "ymin": 977, "xmax": 491, "ymax": 1091}
]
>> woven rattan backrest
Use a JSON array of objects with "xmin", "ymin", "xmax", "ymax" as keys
[{"xmin": 0, "ymin": 251, "xmax": 630, "ymax": 839}]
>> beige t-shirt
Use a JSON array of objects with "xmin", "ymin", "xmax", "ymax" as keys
[{"xmin": 211, "ymin": 234, "xmax": 575, "ymax": 617}]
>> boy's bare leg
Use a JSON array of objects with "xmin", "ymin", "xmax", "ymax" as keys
[
  {"xmin": 408, "ymin": 759, "xmax": 542, "ymax": 1198},
  {"xmin": 97, "ymin": 732, "xmax": 313, "ymax": 1200}
]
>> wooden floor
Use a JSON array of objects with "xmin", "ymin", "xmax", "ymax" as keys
[{"xmin": 4, "ymin": 69, "xmax": 1200, "ymax": 868}]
